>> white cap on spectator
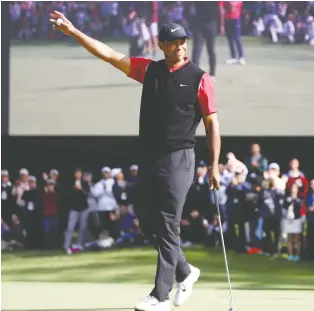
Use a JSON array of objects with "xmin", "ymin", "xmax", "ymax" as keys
[
  {"xmin": 111, "ymin": 168, "xmax": 122, "ymax": 178},
  {"xmin": 129, "ymin": 164, "xmax": 138, "ymax": 171},
  {"xmin": 19, "ymin": 168, "xmax": 29, "ymax": 176},
  {"xmin": 268, "ymin": 163, "xmax": 280, "ymax": 171},
  {"xmin": 29, "ymin": 176, "xmax": 37, "ymax": 182},
  {"xmin": 1, "ymin": 170, "xmax": 9, "ymax": 176},
  {"xmin": 101, "ymin": 166, "xmax": 111, "ymax": 173},
  {"xmin": 50, "ymin": 169, "xmax": 59, "ymax": 175}
]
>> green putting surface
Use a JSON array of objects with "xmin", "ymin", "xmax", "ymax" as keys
[
  {"xmin": 9, "ymin": 37, "xmax": 314, "ymax": 136},
  {"xmin": 2, "ymin": 282, "xmax": 314, "ymax": 311},
  {"xmin": 2, "ymin": 247, "xmax": 314, "ymax": 311},
  {"xmin": 2, "ymin": 247, "xmax": 314, "ymax": 289}
]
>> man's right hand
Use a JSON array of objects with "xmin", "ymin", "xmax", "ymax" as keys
[{"xmin": 50, "ymin": 11, "xmax": 77, "ymax": 37}]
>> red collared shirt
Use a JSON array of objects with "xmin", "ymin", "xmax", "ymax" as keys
[
  {"xmin": 127, "ymin": 57, "xmax": 217, "ymax": 115},
  {"xmin": 219, "ymin": 1, "xmax": 243, "ymax": 20}
]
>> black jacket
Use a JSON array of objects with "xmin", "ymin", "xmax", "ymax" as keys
[{"xmin": 68, "ymin": 180, "xmax": 90, "ymax": 212}]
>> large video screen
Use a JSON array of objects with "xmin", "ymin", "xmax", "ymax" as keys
[{"xmin": 9, "ymin": 1, "xmax": 314, "ymax": 136}]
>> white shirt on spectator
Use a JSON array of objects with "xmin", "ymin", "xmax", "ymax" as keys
[{"xmin": 92, "ymin": 178, "xmax": 117, "ymax": 212}]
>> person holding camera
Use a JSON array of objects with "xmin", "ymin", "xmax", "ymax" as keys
[
  {"xmin": 43, "ymin": 179, "xmax": 60, "ymax": 249},
  {"xmin": 64, "ymin": 168, "xmax": 90, "ymax": 254},
  {"xmin": 226, "ymin": 168, "xmax": 252, "ymax": 251},
  {"xmin": 257, "ymin": 178, "xmax": 283, "ymax": 257},
  {"xmin": 282, "ymin": 183, "xmax": 306, "ymax": 261}
]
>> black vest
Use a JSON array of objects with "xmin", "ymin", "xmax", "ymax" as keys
[{"xmin": 139, "ymin": 60, "xmax": 204, "ymax": 155}]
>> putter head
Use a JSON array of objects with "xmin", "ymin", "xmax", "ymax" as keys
[{"xmin": 229, "ymin": 309, "xmax": 235, "ymax": 311}]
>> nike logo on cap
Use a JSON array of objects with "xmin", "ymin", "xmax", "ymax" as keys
[
  {"xmin": 171, "ymin": 27, "xmax": 180, "ymax": 32},
  {"xmin": 180, "ymin": 84, "xmax": 188, "ymax": 87}
]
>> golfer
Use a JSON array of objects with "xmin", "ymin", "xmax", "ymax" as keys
[{"xmin": 50, "ymin": 12, "xmax": 221, "ymax": 311}]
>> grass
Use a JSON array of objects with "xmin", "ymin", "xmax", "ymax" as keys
[{"xmin": 2, "ymin": 247, "xmax": 314, "ymax": 290}]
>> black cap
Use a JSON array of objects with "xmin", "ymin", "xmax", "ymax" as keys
[{"xmin": 158, "ymin": 23, "xmax": 190, "ymax": 42}]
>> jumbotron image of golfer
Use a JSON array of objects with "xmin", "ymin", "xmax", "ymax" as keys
[{"xmin": 50, "ymin": 11, "xmax": 221, "ymax": 311}]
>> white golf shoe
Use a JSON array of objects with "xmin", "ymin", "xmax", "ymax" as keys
[
  {"xmin": 225, "ymin": 58, "xmax": 238, "ymax": 65},
  {"xmin": 238, "ymin": 57, "xmax": 246, "ymax": 65},
  {"xmin": 134, "ymin": 295, "xmax": 171, "ymax": 311},
  {"xmin": 173, "ymin": 265, "xmax": 200, "ymax": 307}
]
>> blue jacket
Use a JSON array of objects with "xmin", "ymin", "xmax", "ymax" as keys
[{"xmin": 226, "ymin": 181, "xmax": 252, "ymax": 222}]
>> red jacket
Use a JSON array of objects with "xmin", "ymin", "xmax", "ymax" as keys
[
  {"xmin": 43, "ymin": 191, "xmax": 60, "ymax": 216},
  {"xmin": 286, "ymin": 176, "xmax": 309, "ymax": 200},
  {"xmin": 219, "ymin": 1, "xmax": 243, "ymax": 19}
]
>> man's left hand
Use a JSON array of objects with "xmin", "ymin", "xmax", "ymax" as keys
[{"xmin": 209, "ymin": 167, "xmax": 220, "ymax": 189}]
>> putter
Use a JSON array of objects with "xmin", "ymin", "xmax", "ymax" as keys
[{"xmin": 213, "ymin": 188, "xmax": 235, "ymax": 311}]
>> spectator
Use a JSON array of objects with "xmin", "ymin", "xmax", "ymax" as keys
[
  {"xmin": 124, "ymin": 7, "xmax": 144, "ymax": 57},
  {"xmin": 181, "ymin": 182, "xmax": 207, "ymax": 247},
  {"xmin": 306, "ymin": 179, "xmax": 314, "ymax": 260},
  {"xmin": 1, "ymin": 218, "xmax": 11, "ymax": 250},
  {"xmin": 305, "ymin": 15, "xmax": 314, "ymax": 45},
  {"xmin": 282, "ymin": 183, "xmax": 305, "ymax": 261},
  {"xmin": 11, "ymin": 168, "xmax": 30, "ymax": 218},
  {"xmin": 2, "ymin": 214, "xmax": 26, "ymax": 250},
  {"xmin": 284, "ymin": 158, "xmax": 306, "ymax": 179},
  {"xmin": 226, "ymin": 152, "xmax": 248, "ymax": 177},
  {"xmin": 219, "ymin": 1, "xmax": 246, "ymax": 65},
  {"xmin": 258, "ymin": 179, "xmax": 283, "ymax": 256},
  {"xmin": 283, "ymin": 13, "xmax": 296, "ymax": 43},
  {"xmin": 226, "ymin": 168, "xmax": 252, "ymax": 251},
  {"xmin": 83, "ymin": 172, "xmax": 99, "ymax": 236},
  {"xmin": 129, "ymin": 164, "xmax": 138, "ymax": 183},
  {"xmin": 128, "ymin": 164, "xmax": 138, "ymax": 206},
  {"xmin": 208, "ymin": 164, "xmax": 231, "ymax": 245},
  {"xmin": 252, "ymin": 17, "xmax": 265, "ymax": 36},
  {"xmin": 112, "ymin": 168, "xmax": 131, "ymax": 207},
  {"xmin": 1, "ymin": 170, "xmax": 13, "ymax": 224},
  {"xmin": 84, "ymin": 229, "xmax": 115, "ymax": 250},
  {"xmin": 285, "ymin": 158, "xmax": 309, "ymax": 200},
  {"xmin": 269, "ymin": 14, "xmax": 284, "ymax": 43},
  {"xmin": 245, "ymin": 183, "xmax": 261, "ymax": 252},
  {"xmin": 92, "ymin": 167, "xmax": 118, "ymax": 238},
  {"xmin": 148, "ymin": 1, "xmax": 159, "ymax": 56},
  {"xmin": 22, "ymin": 176, "xmax": 41, "ymax": 249},
  {"xmin": 115, "ymin": 205, "xmax": 140, "ymax": 246},
  {"xmin": 43, "ymin": 179, "xmax": 60, "ymax": 249},
  {"xmin": 264, "ymin": 163, "xmax": 287, "ymax": 191},
  {"xmin": 64, "ymin": 168, "xmax": 90, "ymax": 253},
  {"xmin": 245, "ymin": 143, "xmax": 268, "ymax": 186},
  {"xmin": 49, "ymin": 168, "xmax": 60, "ymax": 183}
]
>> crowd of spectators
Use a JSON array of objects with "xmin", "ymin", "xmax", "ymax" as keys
[
  {"xmin": 10, "ymin": 1, "xmax": 314, "ymax": 46},
  {"xmin": 2, "ymin": 143, "xmax": 314, "ymax": 262}
]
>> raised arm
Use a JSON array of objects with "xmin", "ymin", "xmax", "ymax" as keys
[{"xmin": 49, "ymin": 11, "xmax": 131, "ymax": 75}]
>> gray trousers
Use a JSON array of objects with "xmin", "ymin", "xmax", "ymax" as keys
[
  {"xmin": 64, "ymin": 209, "xmax": 89, "ymax": 249},
  {"xmin": 134, "ymin": 148, "xmax": 195, "ymax": 301}
]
